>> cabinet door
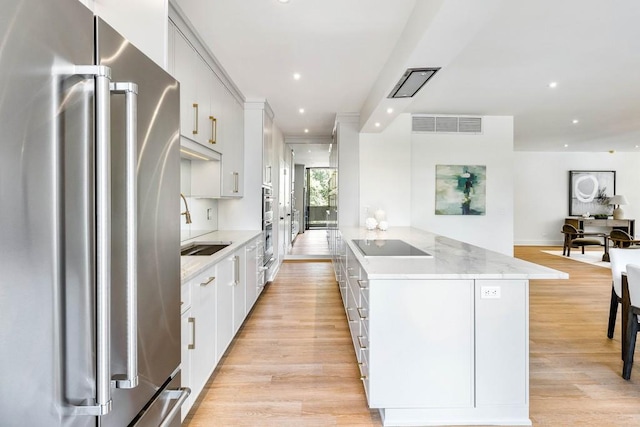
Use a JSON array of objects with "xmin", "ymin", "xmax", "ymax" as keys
[
  {"xmin": 368, "ymin": 279, "xmax": 474, "ymax": 408},
  {"xmin": 475, "ymin": 279, "xmax": 528, "ymax": 407},
  {"xmin": 180, "ymin": 307, "xmax": 193, "ymax": 421},
  {"xmin": 208, "ymin": 75, "xmax": 225, "ymax": 154},
  {"xmin": 220, "ymin": 96, "xmax": 244, "ymax": 197},
  {"xmin": 232, "ymin": 251, "xmax": 247, "ymax": 334},
  {"xmin": 189, "ymin": 269, "xmax": 217, "ymax": 400},
  {"xmin": 173, "ymin": 31, "xmax": 199, "ymax": 141},
  {"xmin": 263, "ymin": 112, "xmax": 273, "ymax": 186},
  {"xmin": 195, "ymin": 57, "xmax": 214, "ymax": 148},
  {"xmin": 216, "ymin": 256, "xmax": 234, "ymax": 362},
  {"xmin": 245, "ymin": 241, "xmax": 258, "ymax": 313}
]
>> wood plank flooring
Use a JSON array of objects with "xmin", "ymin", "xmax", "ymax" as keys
[
  {"xmin": 289, "ymin": 229, "xmax": 331, "ymax": 256},
  {"xmin": 185, "ymin": 247, "xmax": 640, "ymax": 426}
]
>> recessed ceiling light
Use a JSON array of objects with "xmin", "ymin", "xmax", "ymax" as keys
[
  {"xmin": 304, "ymin": 128, "xmax": 309, "ymax": 133},
  {"xmin": 564, "ymin": 144, "xmax": 569, "ymax": 148},
  {"xmin": 299, "ymin": 108, "xmax": 305, "ymax": 114},
  {"xmin": 386, "ymin": 108, "xmax": 393, "ymax": 114},
  {"xmin": 375, "ymin": 122, "xmax": 381, "ymax": 127},
  {"xmin": 636, "ymin": 145, "xmax": 639, "ymax": 149},
  {"xmin": 548, "ymin": 82, "xmax": 558, "ymax": 88},
  {"xmin": 278, "ymin": 0, "xmax": 290, "ymax": 3},
  {"xmin": 572, "ymin": 119, "xmax": 579, "ymax": 124},
  {"xmin": 293, "ymin": 73, "xmax": 301, "ymax": 80}
]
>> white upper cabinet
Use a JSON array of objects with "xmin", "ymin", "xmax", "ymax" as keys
[
  {"xmin": 220, "ymin": 98, "xmax": 244, "ymax": 197},
  {"xmin": 170, "ymin": 19, "xmax": 245, "ymax": 198}
]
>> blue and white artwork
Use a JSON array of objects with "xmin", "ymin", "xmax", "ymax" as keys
[{"xmin": 435, "ymin": 165, "xmax": 486, "ymax": 216}]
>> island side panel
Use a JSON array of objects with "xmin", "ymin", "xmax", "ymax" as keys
[
  {"xmin": 368, "ymin": 279, "xmax": 475, "ymax": 408},
  {"xmin": 475, "ymin": 279, "xmax": 529, "ymax": 409}
]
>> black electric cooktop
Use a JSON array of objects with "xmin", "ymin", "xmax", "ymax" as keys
[{"xmin": 352, "ymin": 239, "xmax": 432, "ymax": 258}]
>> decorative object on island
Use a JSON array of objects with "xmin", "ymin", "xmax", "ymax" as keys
[
  {"xmin": 378, "ymin": 220, "xmax": 389, "ymax": 231},
  {"xmin": 569, "ymin": 170, "xmax": 615, "ymax": 216},
  {"xmin": 435, "ymin": 165, "xmax": 486, "ymax": 215},
  {"xmin": 365, "ymin": 217, "xmax": 378, "ymax": 230},
  {"xmin": 609, "ymin": 194, "xmax": 629, "ymax": 219}
]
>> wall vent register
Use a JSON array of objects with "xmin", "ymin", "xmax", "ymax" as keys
[{"xmin": 352, "ymin": 239, "xmax": 432, "ymax": 258}]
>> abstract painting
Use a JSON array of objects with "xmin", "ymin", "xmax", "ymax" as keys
[
  {"xmin": 435, "ymin": 165, "xmax": 486, "ymax": 215},
  {"xmin": 569, "ymin": 170, "xmax": 615, "ymax": 216}
]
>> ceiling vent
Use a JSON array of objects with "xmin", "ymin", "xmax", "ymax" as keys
[
  {"xmin": 412, "ymin": 115, "xmax": 482, "ymax": 134},
  {"xmin": 388, "ymin": 68, "xmax": 440, "ymax": 99}
]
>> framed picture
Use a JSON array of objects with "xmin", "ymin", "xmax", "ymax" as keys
[
  {"xmin": 569, "ymin": 170, "xmax": 615, "ymax": 216},
  {"xmin": 435, "ymin": 165, "xmax": 486, "ymax": 215}
]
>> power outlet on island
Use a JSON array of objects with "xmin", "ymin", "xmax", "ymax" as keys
[{"xmin": 480, "ymin": 285, "xmax": 501, "ymax": 299}]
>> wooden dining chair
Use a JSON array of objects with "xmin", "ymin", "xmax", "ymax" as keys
[
  {"xmin": 609, "ymin": 229, "xmax": 640, "ymax": 249},
  {"xmin": 622, "ymin": 263, "xmax": 640, "ymax": 379},
  {"xmin": 561, "ymin": 224, "xmax": 605, "ymax": 256},
  {"xmin": 608, "ymin": 249, "xmax": 640, "ymax": 340}
]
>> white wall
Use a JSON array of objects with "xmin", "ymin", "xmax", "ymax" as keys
[
  {"xmin": 514, "ymin": 151, "xmax": 640, "ymax": 245},
  {"xmin": 410, "ymin": 116, "xmax": 515, "ymax": 255},
  {"xmin": 360, "ymin": 114, "xmax": 412, "ymax": 226},
  {"xmin": 359, "ymin": 114, "xmax": 514, "ymax": 255}
]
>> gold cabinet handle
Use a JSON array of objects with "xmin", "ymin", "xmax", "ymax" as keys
[
  {"xmin": 357, "ymin": 280, "xmax": 368, "ymax": 290},
  {"xmin": 192, "ymin": 103, "xmax": 199, "ymax": 135},
  {"xmin": 357, "ymin": 307, "xmax": 367, "ymax": 320},
  {"xmin": 233, "ymin": 172, "xmax": 239, "ymax": 193},
  {"xmin": 209, "ymin": 115, "xmax": 217, "ymax": 144}
]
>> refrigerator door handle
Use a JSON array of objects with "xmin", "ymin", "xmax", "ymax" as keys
[
  {"xmin": 110, "ymin": 82, "xmax": 140, "ymax": 389},
  {"xmin": 70, "ymin": 64, "xmax": 114, "ymax": 416}
]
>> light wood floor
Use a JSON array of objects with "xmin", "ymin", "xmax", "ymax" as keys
[
  {"xmin": 289, "ymin": 229, "xmax": 331, "ymax": 256},
  {"xmin": 185, "ymin": 247, "xmax": 640, "ymax": 426}
]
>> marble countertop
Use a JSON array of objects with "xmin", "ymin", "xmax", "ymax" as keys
[
  {"xmin": 180, "ymin": 230, "xmax": 262, "ymax": 282},
  {"xmin": 341, "ymin": 227, "xmax": 568, "ymax": 280}
]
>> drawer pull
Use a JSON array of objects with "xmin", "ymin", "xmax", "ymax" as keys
[
  {"xmin": 200, "ymin": 276, "xmax": 215, "ymax": 286},
  {"xmin": 357, "ymin": 307, "xmax": 367, "ymax": 320},
  {"xmin": 357, "ymin": 280, "xmax": 368, "ymax": 290},
  {"xmin": 360, "ymin": 375, "xmax": 368, "ymax": 381},
  {"xmin": 188, "ymin": 317, "xmax": 196, "ymax": 350},
  {"xmin": 357, "ymin": 335, "xmax": 367, "ymax": 350}
]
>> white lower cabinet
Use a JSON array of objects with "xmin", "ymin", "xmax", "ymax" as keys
[
  {"xmin": 232, "ymin": 252, "xmax": 247, "ymax": 334},
  {"xmin": 215, "ymin": 255, "xmax": 234, "ymax": 362},
  {"xmin": 180, "ymin": 303, "xmax": 192, "ymax": 422},
  {"xmin": 181, "ymin": 267, "xmax": 216, "ymax": 419},
  {"xmin": 245, "ymin": 241, "xmax": 258, "ymax": 313},
  {"xmin": 341, "ymin": 252, "xmax": 530, "ymax": 426},
  {"xmin": 181, "ymin": 236, "xmax": 265, "ymax": 418}
]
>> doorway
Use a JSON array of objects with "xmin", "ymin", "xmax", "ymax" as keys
[
  {"xmin": 306, "ymin": 167, "xmax": 332, "ymax": 230},
  {"xmin": 286, "ymin": 142, "xmax": 332, "ymax": 259}
]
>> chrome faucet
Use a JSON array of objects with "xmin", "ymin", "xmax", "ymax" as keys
[{"xmin": 180, "ymin": 193, "xmax": 192, "ymax": 224}]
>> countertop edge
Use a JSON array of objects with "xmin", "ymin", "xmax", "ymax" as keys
[{"xmin": 180, "ymin": 230, "xmax": 262, "ymax": 283}]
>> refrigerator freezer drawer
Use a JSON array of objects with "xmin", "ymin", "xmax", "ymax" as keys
[{"xmin": 130, "ymin": 373, "xmax": 190, "ymax": 427}]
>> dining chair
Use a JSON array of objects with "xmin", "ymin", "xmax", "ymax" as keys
[
  {"xmin": 609, "ymin": 229, "xmax": 640, "ymax": 249},
  {"xmin": 561, "ymin": 224, "xmax": 604, "ymax": 256},
  {"xmin": 607, "ymin": 248, "xmax": 640, "ymax": 339},
  {"xmin": 622, "ymin": 263, "xmax": 640, "ymax": 379}
]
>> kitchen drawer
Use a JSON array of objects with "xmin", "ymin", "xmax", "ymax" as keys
[
  {"xmin": 356, "ymin": 302, "xmax": 368, "ymax": 335},
  {"xmin": 359, "ymin": 346, "xmax": 370, "ymax": 402}
]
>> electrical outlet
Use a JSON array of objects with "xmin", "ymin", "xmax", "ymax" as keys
[{"xmin": 480, "ymin": 286, "xmax": 501, "ymax": 299}]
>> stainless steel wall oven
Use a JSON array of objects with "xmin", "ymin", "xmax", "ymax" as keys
[{"xmin": 262, "ymin": 186, "xmax": 274, "ymax": 266}]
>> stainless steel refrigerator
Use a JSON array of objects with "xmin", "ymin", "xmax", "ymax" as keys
[{"xmin": 0, "ymin": 0, "xmax": 188, "ymax": 425}]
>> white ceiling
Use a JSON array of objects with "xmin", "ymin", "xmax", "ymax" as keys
[{"xmin": 174, "ymin": 0, "xmax": 640, "ymax": 152}]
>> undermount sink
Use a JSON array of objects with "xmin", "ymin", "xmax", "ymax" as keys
[{"xmin": 180, "ymin": 241, "xmax": 232, "ymax": 256}]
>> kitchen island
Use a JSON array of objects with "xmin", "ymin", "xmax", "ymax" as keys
[{"xmin": 332, "ymin": 227, "xmax": 567, "ymax": 427}]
